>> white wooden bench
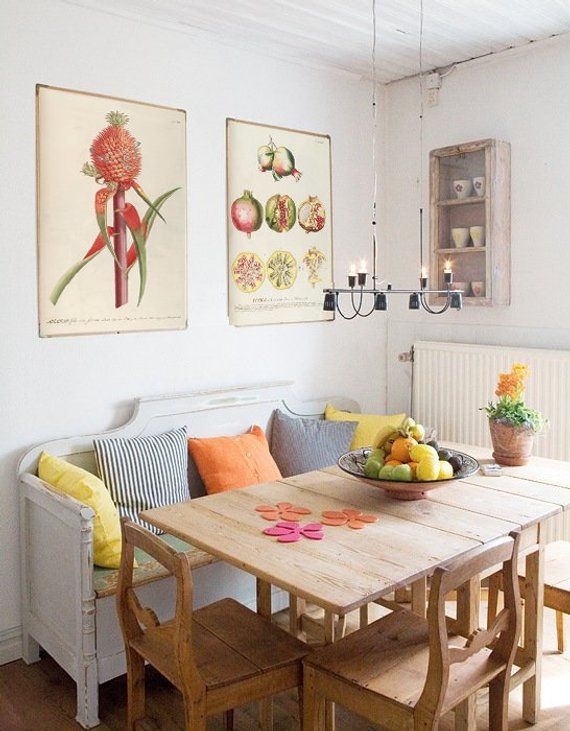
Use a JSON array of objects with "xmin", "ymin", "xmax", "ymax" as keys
[{"xmin": 18, "ymin": 381, "xmax": 359, "ymax": 728}]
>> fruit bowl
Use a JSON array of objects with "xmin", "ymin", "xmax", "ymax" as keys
[{"xmin": 337, "ymin": 447, "xmax": 479, "ymax": 501}]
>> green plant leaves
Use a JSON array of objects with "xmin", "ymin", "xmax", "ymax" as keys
[
  {"xmin": 51, "ymin": 188, "xmax": 180, "ymax": 305},
  {"xmin": 483, "ymin": 396, "xmax": 546, "ymax": 433}
]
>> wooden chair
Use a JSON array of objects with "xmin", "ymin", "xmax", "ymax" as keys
[
  {"xmin": 303, "ymin": 532, "xmax": 521, "ymax": 730},
  {"xmin": 116, "ymin": 519, "xmax": 309, "ymax": 730},
  {"xmin": 488, "ymin": 539, "xmax": 570, "ymax": 653}
]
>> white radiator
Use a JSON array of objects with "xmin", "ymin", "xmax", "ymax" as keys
[{"xmin": 412, "ymin": 341, "xmax": 570, "ymax": 461}]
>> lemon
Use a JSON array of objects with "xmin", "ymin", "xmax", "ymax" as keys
[
  {"xmin": 409, "ymin": 443, "xmax": 438, "ymax": 463},
  {"xmin": 416, "ymin": 456, "xmax": 440, "ymax": 482},
  {"xmin": 438, "ymin": 460, "xmax": 454, "ymax": 480}
]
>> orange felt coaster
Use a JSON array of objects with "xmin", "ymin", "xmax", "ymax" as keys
[
  {"xmin": 321, "ymin": 516, "xmax": 348, "ymax": 526},
  {"xmin": 347, "ymin": 519, "xmax": 366, "ymax": 529},
  {"xmin": 255, "ymin": 503, "xmax": 312, "ymax": 521},
  {"xmin": 321, "ymin": 508, "xmax": 379, "ymax": 529}
]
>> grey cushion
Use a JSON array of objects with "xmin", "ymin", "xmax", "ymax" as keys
[{"xmin": 270, "ymin": 409, "xmax": 357, "ymax": 478}]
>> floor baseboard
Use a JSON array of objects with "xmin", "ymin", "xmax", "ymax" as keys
[{"xmin": 0, "ymin": 626, "xmax": 22, "ymax": 666}]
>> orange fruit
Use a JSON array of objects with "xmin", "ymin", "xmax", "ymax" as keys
[
  {"xmin": 390, "ymin": 436, "xmax": 418, "ymax": 464},
  {"xmin": 385, "ymin": 459, "xmax": 402, "ymax": 467},
  {"xmin": 408, "ymin": 461, "xmax": 419, "ymax": 479}
]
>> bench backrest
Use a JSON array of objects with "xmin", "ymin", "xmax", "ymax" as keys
[{"xmin": 19, "ymin": 381, "xmax": 360, "ymax": 498}]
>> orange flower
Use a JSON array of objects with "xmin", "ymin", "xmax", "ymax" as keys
[{"xmin": 495, "ymin": 363, "xmax": 529, "ymax": 400}]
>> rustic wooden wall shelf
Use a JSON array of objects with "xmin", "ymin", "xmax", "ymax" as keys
[{"xmin": 430, "ymin": 138, "xmax": 511, "ymax": 307}]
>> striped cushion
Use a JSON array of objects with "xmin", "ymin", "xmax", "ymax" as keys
[
  {"xmin": 270, "ymin": 409, "xmax": 357, "ymax": 478},
  {"xmin": 94, "ymin": 427, "xmax": 189, "ymax": 534}
]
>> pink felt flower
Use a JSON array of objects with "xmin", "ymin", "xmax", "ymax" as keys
[{"xmin": 262, "ymin": 521, "xmax": 324, "ymax": 543}]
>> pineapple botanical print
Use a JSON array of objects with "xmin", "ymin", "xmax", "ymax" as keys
[{"xmin": 50, "ymin": 110, "xmax": 179, "ymax": 309}]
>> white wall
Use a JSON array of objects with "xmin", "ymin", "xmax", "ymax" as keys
[
  {"xmin": 0, "ymin": 0, "xmax": 387, "ymax": 647},
  {"xmin": 382, "ymin": 36, "xmax": 570, "ymax": 414}
]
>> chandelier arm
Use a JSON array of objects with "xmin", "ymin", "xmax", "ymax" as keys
[
  {"xmin": 335, "ymin": 299, "xmax": 363, "ymax": 320},
  {"xmin": 350, "ymin": 287, "xmax": 365, "ymax": 315},
  {"xmin": 419, "ymin": 291, "xmax": 451, "ymax": 315}
]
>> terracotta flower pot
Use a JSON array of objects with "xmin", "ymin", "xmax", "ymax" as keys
[{"xmin": 489, "ymin": 419, "xmax": 535, "ymax": 466}]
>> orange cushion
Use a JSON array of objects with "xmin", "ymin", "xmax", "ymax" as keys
[{"xmin": 188, "ymin": 426, "xmax": 282, "ymax": 495}]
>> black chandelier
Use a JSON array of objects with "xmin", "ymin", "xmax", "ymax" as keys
[{"xmin": 323, "ymin": 0, "xmax": 463, "ymax": 318}]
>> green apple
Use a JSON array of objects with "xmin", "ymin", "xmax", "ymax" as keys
[
  {"xmin": 378, "ymin": 464, "xmax": 394, "ymax": 480},
  {"xmin": 392, "ymin": 464, "xmax": 413, "ymax": 482},
  {"xmin": 368, "ymin": 448, "xmax": 385, "ymax": 462},
  {"xmin": 363, "ymin": 459, "xmax": 382, "ymax": 479}
]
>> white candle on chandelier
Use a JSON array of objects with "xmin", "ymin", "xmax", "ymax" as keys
[
  {"xmin": 359, "ymin": 259, "xmax": 368, "ymax": 274},
  {"xmin": 444, "ymin": 260, "xmax": 452, "ymax": 274},
  {"xmin": 349, "ymin": 263, "xmax": 356, "ymax": 276}
]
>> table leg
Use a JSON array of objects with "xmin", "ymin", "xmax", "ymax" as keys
[
  {"xmin": 324, "ymin": 611, "xmax": 336, "ymax": 731},
  {"xmin": 359, "ymin": 604, "xmax": 369, "ymax": 628},
  {"xmin": 455, "ymin": 575, "xmax": 481, "ymax": 730},
  {"xmin": 411, "ymin": 577, "xmax": 427, "ymax": 618},
  {"xmin": 256, "ymin": 579, "xmax": 273, "ymax": 730},
  {"xmin": 289, "ymin": 593, "xmax": 307, "ymax": 641},
  {"xmin": 522, "ymin": 539, "xmax": 545, "ymax": 724}
]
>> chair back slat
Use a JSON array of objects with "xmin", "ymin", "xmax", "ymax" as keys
[
  {"xmin": 416, "ymin": 531, "xmax": 521, "ymax": 721},
  {"xmin": 439, "ymin": 535, "xmax": 514, "ymax": 597},
  {"xmin": 448, "ymin": 609, "xmax": 509, "ymax": 664},
  {"xmin": 117, "ymin": 519, "xmax": 207, "ymax": 698},
  {"xmin": 122, "ymin": 519, "xmax": 178, "ymax": 574}
]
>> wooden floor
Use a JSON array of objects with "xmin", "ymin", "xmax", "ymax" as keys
[{"xmin": 1, "ymin": 602, "xmax": 569, "ymax": 730}]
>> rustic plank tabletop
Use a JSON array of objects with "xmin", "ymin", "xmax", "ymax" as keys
[{"xmin": 141, "ymin": 443, "xmax": 570, "ymax": 730}]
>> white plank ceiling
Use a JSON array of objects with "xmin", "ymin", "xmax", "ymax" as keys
[{"xmin": 67, "ymin": 0, "xmax": 570, "ymax": 82}]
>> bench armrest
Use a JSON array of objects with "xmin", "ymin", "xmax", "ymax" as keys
[{"xmin": 20, "ymin": 473, "xmax": 96, "ymax": 680}]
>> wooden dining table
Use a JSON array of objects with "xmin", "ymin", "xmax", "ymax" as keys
[{"xmin": 141, "ymin": 442, "xmax": 570, "ymax": 730}]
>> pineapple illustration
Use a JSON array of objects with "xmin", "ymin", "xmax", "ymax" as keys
[{"xmin": 51, "ymin": 111, "xmax": 179, "ymax": 309}]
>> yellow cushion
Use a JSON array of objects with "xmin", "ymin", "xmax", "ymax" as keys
[
  {"xmin": 324, "ymin": 405, "xmax": 406, "ymax": 450},
  {"xmin": 38, "ymin": 452, "xmax": 122, "ymax": 569}
]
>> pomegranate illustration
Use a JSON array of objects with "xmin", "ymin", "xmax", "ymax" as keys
[
  {"xmin": 272, "ymin": 146, "xmax": 302, "ymax": 181},
  {"xmin": 302, "ymin": 246, "xmax": 326, "ymax": 287},
  {"xmin": 298, "ymin": 195, "xmax": 326, "ymax": 233},
  {"xmin": 231, "ymin": 252, "xmax": 265, "ymax": 292},
  {"xmin": 265, "ymin": 194, "xmax": 296, "ymax": 232},
  {"xmin": 257, "ymin": 144, "xmax": 274, "ymax": 172},
  {"xmin": 267, "ymin": 250, "xmax": 298, "ymax": 290},
  {"xmin": 257, "ymin": 136, "xmax": 302, "ymax": 182},
  {"xmin": 231, "ymin": 190, "xmax": 263, "ymax": 238}
]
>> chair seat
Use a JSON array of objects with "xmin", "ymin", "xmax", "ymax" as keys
[
  {"xmin": 306, "ymin": 608, "xmax": 505, "ymax": 715},
  {"xmin": 518, "ymin": 541, "xmax": 570, "ymax": 588},
  {"xmin": 133, "ymin": 598, "xmax": 308, "ymax": 691}
]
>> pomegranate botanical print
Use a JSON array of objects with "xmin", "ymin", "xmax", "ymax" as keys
[{"xmin": 227, "ymin": 119, "xmax": 333, "ymax": 325}]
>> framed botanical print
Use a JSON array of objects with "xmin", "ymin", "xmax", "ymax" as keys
[
  {"xmin": 227, "ymin": 118, "xmax": 333, "ymax": 326},
  {"xmin": 37, "ymin": 85, "xmax": 187, "ymax": 336}
]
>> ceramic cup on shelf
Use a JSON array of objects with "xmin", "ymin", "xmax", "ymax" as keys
[
  {"xmin": 473, "ymin": 176, "xmax": 486, "ymax": 197},
  {"xmin": 453, "ymin": 281, "xmax": 468, "ymax": 295},
  {"xmin": 471, "ymin": 281, "xmax": 485, "ymax": 297},
  {"xmin": 469, "ymin": 225, "xmax": 485, "ymax": 247},
  {"xmin": 451, "ymin": 227, "xmax": 470, "ymax": 248},
  {"xmin": 452, "ymin": 179, "xmax": 473, "ymax": 199}
]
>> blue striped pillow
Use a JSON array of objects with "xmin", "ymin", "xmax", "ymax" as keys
[{"xmin": 93, "ymin": 427, "xmax": 189, "ymax": 534}]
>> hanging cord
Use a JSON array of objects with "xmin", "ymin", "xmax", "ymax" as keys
[
  {"xmin": 418, "ymin": 0, "xmax": 424, "ymax": 276},
  {"xmin": 371, "ymin": 0, "xmax": 378, "ymax": 284}
]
